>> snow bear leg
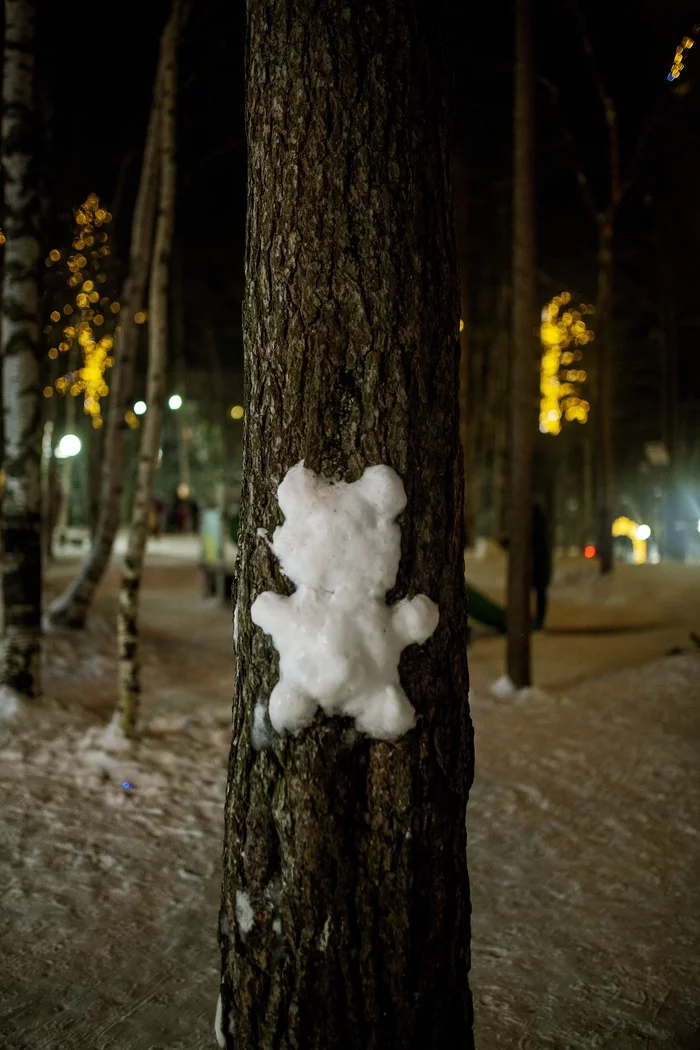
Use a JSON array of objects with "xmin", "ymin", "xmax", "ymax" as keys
[
  {"xmin": 268, "ymin": 682, "xmax": 317, "ymax": 735},
  {"xmin": 355, "ymin": 685, "xmax": 416, "ymax": 741}
]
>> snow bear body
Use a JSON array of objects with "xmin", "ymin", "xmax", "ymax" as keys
[{"xmin": 251, "ymin": 461, "xmax": 438, "ymax": 741}]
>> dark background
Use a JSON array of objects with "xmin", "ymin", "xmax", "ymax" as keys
[{"xmin": 21, "ymin": 0, "xmax": 700, "ymax": 521}]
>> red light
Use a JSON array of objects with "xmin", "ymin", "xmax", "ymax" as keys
[{"xmin": 584, "ymin": 544, "xmax": 596, "ymax": 559}]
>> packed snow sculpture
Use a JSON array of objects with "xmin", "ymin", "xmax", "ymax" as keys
[{"xmin": 251, "ymin": 461, "xmax": 439, "ymax": 741}]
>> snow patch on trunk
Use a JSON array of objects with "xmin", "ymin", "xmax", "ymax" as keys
[
  {"xmin": 235, "ymin": 889, "xmax": 254, "ymax": 934},
  {"xmin": 250, "ymin": 461, "xmax": 438, "ymax": 741},
  {"xmin": 214, "ymin": 991, "xmax": 225, "ymax": 1048}
]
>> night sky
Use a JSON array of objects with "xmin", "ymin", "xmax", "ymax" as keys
[{"xmin": 27, "ymin": 0, "xmax": 700, "ymax": 478}]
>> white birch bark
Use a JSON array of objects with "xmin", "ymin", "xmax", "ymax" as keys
[
  {"xmin": 114, "ymin": 2, "xmax": 180, "ymax": 737},
  {"xmin": 0, "ymin": 0, "xmax": 43, "ymax": 699},
  {"xmin": 44, "ymin": 23, "xmax": 165, "ymax": 628}
]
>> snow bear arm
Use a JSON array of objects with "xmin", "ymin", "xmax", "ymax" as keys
[{"xmin": 391, "ymin": 595, "xmax": 439, "ymax": 646}]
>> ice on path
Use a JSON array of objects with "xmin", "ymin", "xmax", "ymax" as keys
[{"xmin": 251, "ymin": 461, "xmax": 439, "ymax": 741}]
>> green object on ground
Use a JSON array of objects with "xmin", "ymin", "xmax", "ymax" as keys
[{"xmin": 467, "ymin": 584, "xmax": 541, "ymax": 633}]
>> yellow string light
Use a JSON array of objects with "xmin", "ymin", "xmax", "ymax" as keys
[
  {"xmin": 539, "ymin": 292, "xmax": 593, "ymax": 435},
  {"xmin": 46, "ymin": 193, "xmax": 118, "ymax": 426},
  {"xmin": 668, "ymin": 25, "xmax": 698, "ymax": 80}
]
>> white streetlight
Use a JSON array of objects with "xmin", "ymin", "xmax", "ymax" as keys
[
  {"xmin": 169, "ymin": 394, "xmax": 183, "ymax": 411},
  {"xmin": 636, "ymin": 524, "xmax": 651, "ymax": 541},
  {"xmin": 54, "ymin": 434, "xmax": 82, "ymax": 460},
  {"xmin": 134, "ymin": 400, "xmax": 147, "ymax": 415}
]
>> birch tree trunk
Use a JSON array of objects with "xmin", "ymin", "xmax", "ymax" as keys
[
  {"xmin": 507, "ymin": 0, "xmax": 537, "ymax": 688},
  {"xmin": 44, "ymin": 25, "xmax": 165, "ymax": 628},
  {"xmin": 219, "ymin": 2, "xmax": 473, "ymax": 1048},
  {"xmin": 0, "ymin": 0, "xmax": 43, "ymax": 700},
  {"xmin": 113, "ymin": 2, "xmax": 179, "ymax": 738}
]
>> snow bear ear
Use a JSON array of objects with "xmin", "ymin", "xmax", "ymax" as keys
[
  {"xmin": 276, "ymin": 460, "xmax": 316, "ymax": 518},
  {"xmin": 355, "ymin": 465, "xmax": 407, "ymax": 519}
]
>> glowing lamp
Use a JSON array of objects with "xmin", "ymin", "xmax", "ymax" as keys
[
  {"xmin": 133, "ymin": 400, "xmax": 147, "ymax": 415},
  {"xmin": 55, "ymin": 434, "xmax": 82, "ymax": 459},
  {"xmin": 168, "ymin": 394, "xmax": 183, "ymax": 410},
  {"xmin": 636, "ymin": 524, "xmax": 651, "ymax": 541},
  {"xmin": 584, "ymin": 544, "xmax": 596, "ymax": 559}
]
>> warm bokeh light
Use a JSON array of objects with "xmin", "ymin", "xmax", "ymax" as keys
[
  {"xmin": 44, "ymin": 193, "xmax": 119, "ymax": 426},
  {"xmin": 134, "ymin": 311, "xmax": 147, "ymax": 324},
  {"xmin": 584, "ymin": 544, "xmax": 596, "ymax": 559},
  {"xmin": 668, "ymin": 26, "xmax": 698, "ymax": 81},
  {"xmin": 612, "ymin": 517, "xmax": 648, "ymax": 565},
  {"xmin": 539, "ymin": 292, "xmax": 593, "ymax": 435},
  {"xmin": 230, "ymin": 404, "xmax": 244, "ymax": 420}
]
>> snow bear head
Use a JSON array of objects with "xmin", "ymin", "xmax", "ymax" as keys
[{"xmin": 271, "ymin": 461, "xmax": 407, "ymax": 599}]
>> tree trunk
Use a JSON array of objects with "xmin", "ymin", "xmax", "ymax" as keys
[
  {"xmin": 0, "ymin": 0, "xmax": 43, "ymax": 699},
  {"xmin": 595, "ymin": 220, "xmax": 615, "ymax": 574},
  {"xmin": 454, "ymin": 148, "xmax": 473, "ymax": 549},
  {"xmin": 219, "ymin": 4, "xmax": 473, "ymax": 1049},
  {"xmin": 114, "ymin": 1, "xmax": 179, "ymax": 738},
  {"xmin": 44, "ymin": 22, "xmax": 165, "ymax": 628},
  {"xmin": 506, "ymin": 0, "xmax": 537, "ymax": 688},
  {"xmin": 56, "ymin": 359, "xmax": 77, "ymax": 546},
  {"xmin": 87, "ymin": 419, "xmax": 105, "ymax": 538}
]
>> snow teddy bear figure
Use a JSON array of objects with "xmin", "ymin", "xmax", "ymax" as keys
[{"xmin": 250, "ymin": 460, "xmax": 439, "ymax": 742}]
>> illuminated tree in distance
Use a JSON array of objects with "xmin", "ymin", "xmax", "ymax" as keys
[
  {"xmin": 539, "ymin": 291, "xmax": 594, "ymax": 435},
  {"xmin": 43, "ymin": 193, "xmax": 123, "ymax": 429}
]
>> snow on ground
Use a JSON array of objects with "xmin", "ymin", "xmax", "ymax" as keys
[{"xmin": 0, "ymin": 536, "xmax": 699, "ymax": 1047}]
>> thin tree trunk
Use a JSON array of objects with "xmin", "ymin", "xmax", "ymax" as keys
[
  {"xmin": 44, "ymin": 25, "xmax": 165, "ymax": 628},
  {"xmin": 454, "ymin": 147, "xmax": 473, "ymax": 549},
  {"xmin": 87, "ymin": 419, "xmax": 104, "ymax": 538},
  {"xmin": 113, "ymin": 2, "xmax": 179, "ymax": 738},
  {"xmin": 507, "ymin": 0, "xmax": 537, "ymax": 688},
  {"xmin": 0, "ymin": 0, "xmax": 43, "ymax": 699},
  {"xmin": 219, "ymin": 3, "xmax": 473, "ymax": 1048},
  {"xmin": 582, "ymin": 431, "xmax": 594, "ymax": 546},
  {"xmin": 56, "ymin": 358, "xmax": 77, "ymax": 546},
  {"xmin": 569, "ymin": 0, "xmax": 620, "ymax": 575},
  {"xmin": 595, "ymin": 221, "xmax": 615, "ymax": 574}
]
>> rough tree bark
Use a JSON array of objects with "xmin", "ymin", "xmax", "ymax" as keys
[
  {"xmin": 219, "ymin": 2, "xmax": 474, "ymax": 1048},
  {"xmin": 506, "ymin": 0, "xmax": 537, "ymax": 688},
  {"xmin": 454, "ymin": 146, "xmax": 473, "ymax": 549},
  {"xmin": 0, "ymin": 0, "xmax": 43, "ymax": 699},
  {"xmin": 44, "ymin": 25, "xmax": 164, "ymax": 628},
  {"xmin": 113, "ymin": 2, "xmax": 179, "ymax": 738}
]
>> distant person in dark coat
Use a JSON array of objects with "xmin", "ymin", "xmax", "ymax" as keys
[{"xmin": 532, "ymin": 502, "xmax": 552, "ymax": 628}]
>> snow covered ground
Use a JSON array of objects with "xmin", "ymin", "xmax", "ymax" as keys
[{"xmin": 0, "ymin": 537, "xmax": 698, "ymax": 1048}]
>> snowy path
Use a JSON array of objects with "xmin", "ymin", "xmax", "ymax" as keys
[
  {"xmin": 470, "ymin": 653, "xmax": 700, "ymax": 1048},
  {"xmin": 0, "ymin": 552, "xmax": 698, "ymax": 1047}
]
